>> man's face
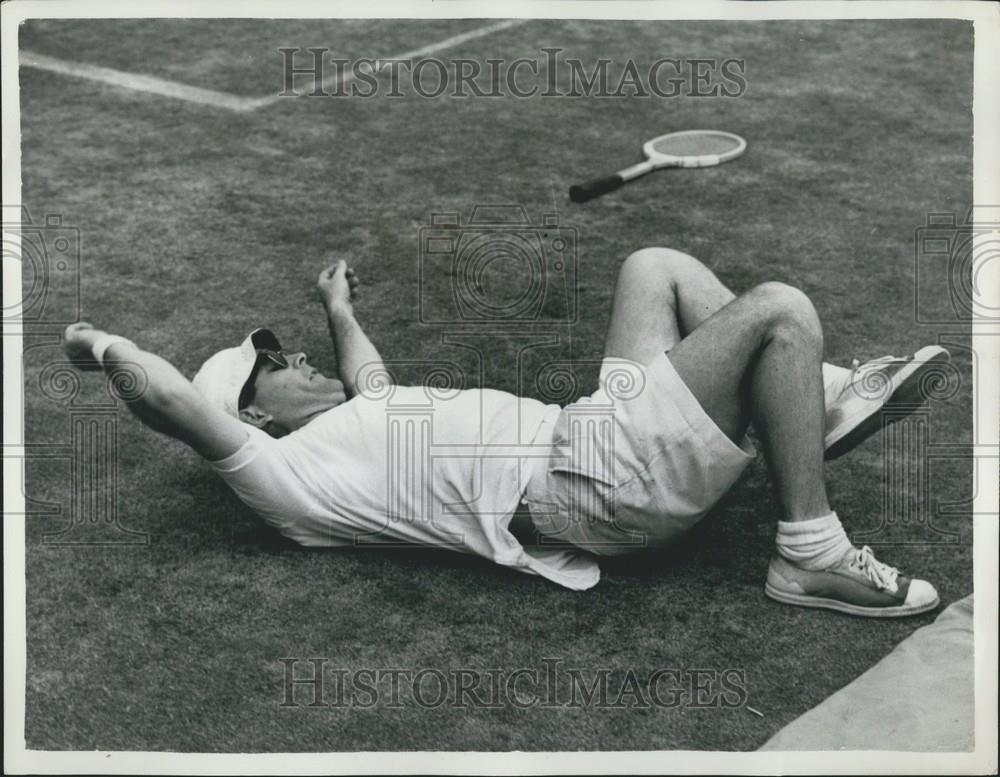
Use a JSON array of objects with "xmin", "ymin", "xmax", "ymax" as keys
[{"xmin": 239, "ymin": 351, "xmax": 347, "ymax": 435}]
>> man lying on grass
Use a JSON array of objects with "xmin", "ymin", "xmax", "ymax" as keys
[{"xmin": 64, "ymin": 248, "xmax": 949, "ymax": 616}]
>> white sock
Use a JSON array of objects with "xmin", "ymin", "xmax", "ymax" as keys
[
  {"xmin": 775, "ymin": 512, "xmax": 853, "ymax": 571},
  {"xmin": 823, "ymin": 363, "xmax": 853, "ymax": 409}
]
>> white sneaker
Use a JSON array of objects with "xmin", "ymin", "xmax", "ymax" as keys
[
  {"xmin": 824, "ymin": 345, "xmax": 950, "ymax": 460},
  {"xmin": 765, "ymin": 545, "xmax": 940, "ymax": 617}
]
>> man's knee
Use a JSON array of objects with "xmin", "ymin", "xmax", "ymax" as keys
[
  {"xmin": 747, "ymin": 282, "xmax": 823, "ymax": 345},
  {"xmin": 620, "ymin": 246, "xmax": 702, "ymax": 287}
]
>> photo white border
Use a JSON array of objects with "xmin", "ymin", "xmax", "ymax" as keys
[{"xmin": 3, "ymin": 1, "xmax": 997, "ymax": 774}]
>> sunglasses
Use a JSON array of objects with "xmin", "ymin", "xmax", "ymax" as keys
[
  {"xmin": 256, "ymin": 348, "xmax": 290, "ymax": 370},
  {"xmin": 238, "ymin": 349, "xmax": 292, "ymax": 410}
]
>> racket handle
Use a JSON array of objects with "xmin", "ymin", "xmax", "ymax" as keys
[{"xmin": 569, "ymin": 174, "xmax": 625, "ymax": 203}]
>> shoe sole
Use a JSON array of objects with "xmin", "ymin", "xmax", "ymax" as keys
[
  {"xmin": 824, "ymin": 346, "xmax": 950, "ymax": 461},
  {"xmin": 764, "ymin": 582, "xmax": 940, "ymax": 618}
]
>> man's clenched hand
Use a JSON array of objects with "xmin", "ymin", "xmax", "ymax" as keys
[
  {"xmin": 64, "ymin": 321, "xmax": 108, "ymax": 370},
  {"xmin": 317, "ymin": 260, "xmax": 360, "ymax": 316},
  {"xmin": 319, "ymin": 260, "xmax": 386, "ymax": 396}
]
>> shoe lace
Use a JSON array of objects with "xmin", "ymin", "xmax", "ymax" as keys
[
  {"xmin": 849, "ymin": 355, "xmax": 902, "ymax": 376},
  {"xmin": 847, "ymin": 356, "xmax": 903, "ymax": 400},
  {"xmin": 850, "ymin": 545, "xmax": 900, "ymax": 591}
]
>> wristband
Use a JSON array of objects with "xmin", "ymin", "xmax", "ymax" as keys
[{"xmin": 92, "ymin": 334, "xmax": 136, "ymax": 366}]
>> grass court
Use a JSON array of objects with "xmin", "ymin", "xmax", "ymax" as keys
[{"xmin": 18, "ymin": 17, "xmax": 973, "ymax": 751}]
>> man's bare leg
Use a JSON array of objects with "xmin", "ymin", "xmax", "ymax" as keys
[
  {"xmin": 605, "ymin": 247, "xmax": 844, "ymax": 387},
  {"xmin": 663, "ymin": 282, "xmax": 829, "ymax": 520},
  {"xmin": 605, "ymin": 248, "xmax": 831, "ymax": 520},
  {"xmin": 604, "ymin": 247, "xmax": 732, "ymax": 360},
  {"xmin": 603, "ymin": 247, "xmax": 940, "ymax": 616},
  {"xmin": 606, "ymin": 247, "xmax": 951, "ymax": 460}
]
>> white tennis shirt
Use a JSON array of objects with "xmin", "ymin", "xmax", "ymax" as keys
[{"xmin": 208, "ymin": 385, "xmax": 600, "ymax": 590}]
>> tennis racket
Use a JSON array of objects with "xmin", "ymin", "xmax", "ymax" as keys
[{"xmin": 569, "ymin": 129, "xmax": 747, "ymax": 203}]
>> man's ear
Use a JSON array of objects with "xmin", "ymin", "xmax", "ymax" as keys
[{"xmin": 238, "ymin": 404, "xmax": 272, "ymax": 430}]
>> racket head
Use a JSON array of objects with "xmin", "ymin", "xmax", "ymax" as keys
[{"xmin": 642, "ymin": 130, "xmax": 747, "ymax": 169}]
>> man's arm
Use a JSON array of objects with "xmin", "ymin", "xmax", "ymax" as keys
[
  {"xmin": 64, "ymin": 322, "xmax": 248, "ymax": 461},
  {"xmin": 317, "ymin": 261, "xmax": 391, "ymax": 397}
]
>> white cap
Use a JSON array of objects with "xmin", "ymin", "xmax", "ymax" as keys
[{"xmin": 192, "ymin": 328, "xmax": 282, "ymax": 418}]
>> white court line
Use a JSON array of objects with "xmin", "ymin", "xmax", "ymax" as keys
[
  {"xmin": 19, "ymin": 50, "xmax": 270, "ymax": 112},
  {"xmin": 19, "ymin": 19, "xmax": 530, "ymax": 113}
]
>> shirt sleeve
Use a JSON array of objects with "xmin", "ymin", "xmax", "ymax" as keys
[{"xmin": 206, "ymin": 426, "xmax": 303, "ymax": 531}]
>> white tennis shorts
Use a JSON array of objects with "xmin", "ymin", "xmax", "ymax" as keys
[{"xmin": 524, "ymin": 351, "xmax": 756, "ymax": 556}]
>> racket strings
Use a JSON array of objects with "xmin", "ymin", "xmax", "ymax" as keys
[{"xmin": 648, "ymin": 133, "xmax": 743, "ymax": 157}]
